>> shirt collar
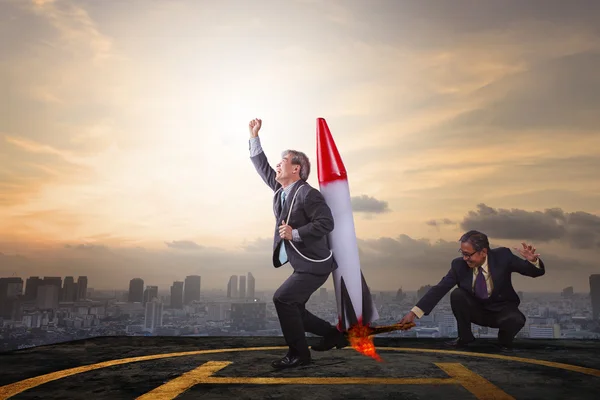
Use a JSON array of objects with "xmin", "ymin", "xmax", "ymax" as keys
[
  {"xmin": 282, "ymin": 179, "xmax": 300, "ymax": 196},
  {"xmin": 479, "ymin": 255, "xmax": 489, "ymax": 273}
]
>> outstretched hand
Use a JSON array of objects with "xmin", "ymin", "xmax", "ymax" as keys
[
  {"xmin": 513, "ymin": 242, "xmax": 540, "ymax": 262},
  {"xmin": 249, "ymin": 118, "xmax": 262, "ymax": 138},
  {"xmin": 399, "ymin": 311, "xmax": 416, "ymax": 325}
]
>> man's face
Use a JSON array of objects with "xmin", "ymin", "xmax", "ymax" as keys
[
  {"xmin": 276, "ymin": 155, "xmax": 298, "ymax": 182},
  {"xmin": 459, "ymin": 242, "xmax": 487, "ymax": 268}
]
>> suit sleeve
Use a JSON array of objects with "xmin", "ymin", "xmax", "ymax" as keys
[
  {"xmin": 414, "ymin": 263, "xmax": 459, "ymax": 316},
  {"xmin": 507, "ymin": 248, "xmax": 545, "ymax": 277},
  {"xmin": 249, "ymin": 138, "xmax": 279, "ymax": 192},
  {"xmin": 295, "ymin": 188, "xmax": 334, "ymax": 242}
]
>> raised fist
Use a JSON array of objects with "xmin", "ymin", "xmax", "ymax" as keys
[{"xmin": 249, "ymin": 118, "xmax": 262, "ymax": 138}]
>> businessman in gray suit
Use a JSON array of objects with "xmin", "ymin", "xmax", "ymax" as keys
[{"xmin": 248, "ymin": 118, "xmax": 345, "ymax": 369}]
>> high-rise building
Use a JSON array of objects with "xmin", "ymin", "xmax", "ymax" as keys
[
  {"xmin": 24, "ymin": 277, "xmax": 42, "ymax": 301},
  {"xmin": 37, "ymin": 284, "xmax": 60, "ymax": 309},
  {"xmin": 128, "ymin": 278, "xmax": 144, "ymax": 303},
  {"xmin": 395, "ymin": 288, "xmax": 405, "ymax": 301},
  {"xmin": 207, "ymin": 303, "xmax": 229, "ymax": 321},
  {"xmin": 247, "ymin": 273, "xmax": 255, "ymax": 300},
  {"xmin": 239, "ymin": 275, "xmax": 246, "ymax": 298},
  {"xmin": 561, "ymin": 286, "xmax": 574, "ymax": 298},
  {"xmin": 417, "ymin": 285, "xmax": 432, "ymax": 299},
  {"xmin": 36, "ymin": 277, "xmax": 62, "ymax": 309},
  {"xmin": 143, "ymin": 286, "xmax": 158, "ymax": 305},
  {"xmin": 76, "ymin": 276, "xmax": 88, "ymax": 300},
  {"xmin": 590, "ymin": 274, "xmax": 600, "ymax": 320},
  {"xmin": 62, "ymin": 276, "xmax": 77, "ymax": 302},
  {"xmin": 184, "ymin": 275, "xmax": 201, "ymax": 304},
  {"xmin": 0, "ymin": 277, "xmax": 23, "ymax": 319},
  {"xmin": 144, "ymin": 299, "xmax": 163, "ymax": 332},
  {"xmin": 170, "ymin": 281, "xmax": 184, "ymax": 309},
  {"xmin": 227, "ymin": 275, "xmax": 238, "ymax": 298}
]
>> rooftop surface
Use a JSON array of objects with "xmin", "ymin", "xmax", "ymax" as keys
[{"xmin": 0, "ymin": 336, "xmax": 599, "ymax": 399}]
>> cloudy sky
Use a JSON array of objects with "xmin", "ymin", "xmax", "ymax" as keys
[{"xmin": 1, "ymin": 0, "xmax": 599, "ymax": 294}]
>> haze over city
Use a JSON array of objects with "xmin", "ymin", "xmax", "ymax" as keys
[{"xmin": 1, "ymin": 0, "xmax": 600, "ymax": 294}]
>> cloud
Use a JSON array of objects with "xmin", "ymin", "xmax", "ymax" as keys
[
  {"xmin": 28, "ymin": 0, "xmax": 113, "ymax": 62},
  {"xmin": 242, "ymin": 237, "xmax": 273, "ymax": 253},
  {"xmin": 426, "ymin": 218, "xmax": 457, "ymax": 228},
  {"xmin": 64, "ymin": 243, "xmax": 109, "ymax": 252},
  {"xmin": 351, "ymin": 195, "xmax": 391, "ymax": 214},
  {"xmin": 164, "ymin": 240, "xmax": 203, "ymax": 250},
  {"xmin": 460, "ymin": 204, "xmax": 600, "ymax": 249},
  {"xmin": 1, "ymin": 230, "xmax": 597, "ymax": 292},
  {"xmin": 439, "ymin": 53, "xmax": 600, "ymax": 136}
]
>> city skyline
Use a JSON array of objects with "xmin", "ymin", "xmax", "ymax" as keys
[{"xmin": 1, "ymin": 0, "xmax": 600, "ymax": 292}]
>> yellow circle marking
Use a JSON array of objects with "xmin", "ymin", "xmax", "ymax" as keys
[{"xmin": 1, "ymin": 346, "xmax": 599, "ymax": 399}]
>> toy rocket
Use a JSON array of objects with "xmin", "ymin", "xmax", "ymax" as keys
[{"xmin": 316, "ymin": 117, "xmax": 379, "ymax": 331}]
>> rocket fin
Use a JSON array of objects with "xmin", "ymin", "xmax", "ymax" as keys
[
  {"xmin": 360, "ymin": 270, "xmax": 379, "ymax": 325},
  {"xmin": 340, "ymin": 276, "xmax": 359, "ymax": 331}
]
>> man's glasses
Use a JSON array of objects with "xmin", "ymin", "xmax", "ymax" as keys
[{"xmin": 458, "ymin": 249, "xmax": 478, "ymax": 259}]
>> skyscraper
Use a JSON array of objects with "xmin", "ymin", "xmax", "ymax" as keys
[
  {"xmin": 62, "ymin": 276, "xmax": 77, "ymax": 302},
  {"xmin": 24, "ymin": 277, "xmax": 42, "ymax": 302},
  {"xmin": 227, "ymin": 275, "xmax": 238, "ymax": 298},
  {"xmin": 170, "ymin": 281, "xmax": 184, "ymax": 309},
  {"xmin": 184, "ymin": 275, "xmax": 201, "ymax": 304},
  {"xmin": 247, "ymin": 272, "xmax": 255, "ymax": 300},
  {"xmin": 76, "ymin": 276, "xmax": 88, "ymax": 300},
  {"xmin": 144, "ymin": 299, "xmax": 163, "ymax": 332},
  {"xmin": 590, "ymin": 274, "xmax": 600, "ymax": 320},
  {"xmin": 143, "ymin": 286, "xmax": 158, "ymax": 305},
  {"xmin": 0, "ymin": 277, "xmax": 23, "ymax": 320},
  {"xmin": 128, "ymin": 278, "xmax": 144, "ymax": 303},
  {"xmin": 37, "ymin": 284, "xmax": 60, "ymax": 309},
  {"xmin": 239, "ymin": 275, "xmax": 246, "ymax": 299}
]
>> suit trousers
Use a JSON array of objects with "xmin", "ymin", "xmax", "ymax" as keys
[
  {"xmin": 450, "ymin": 288, "xmax": 526, "ymax": 344},
  {"xmin": 273, "ymin": 271, "xmax": 335, "ymax": 358}
]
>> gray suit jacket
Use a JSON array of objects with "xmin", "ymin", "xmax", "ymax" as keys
[{"xmin": 250, "ymin": 151, "xmax": 337, "ymax": 275}]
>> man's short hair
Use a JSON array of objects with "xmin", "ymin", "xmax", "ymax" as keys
[
  {"xmin": 282, "ymin": 149, "xmax": 310, "ymax": 181},
  {"xmin": 459, "ymin": 230, "xmax": 490, "ymax": 252}
]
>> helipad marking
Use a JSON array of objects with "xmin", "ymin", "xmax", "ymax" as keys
[
  {"xmin": 136, "ymin": 361, "xmax": 514, "ymax": 400},
  {"xmin": 1, "ymin": 346, "xmax": 599, "ymax": 399}
]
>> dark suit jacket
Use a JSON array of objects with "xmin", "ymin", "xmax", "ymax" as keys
[
  {"xmin": 251, "ymin": 151, "xmax": 337, "ymax": 275},
  {"xmin": 415, "ymin": 247, "xmax": 545, "ymax": 314}
]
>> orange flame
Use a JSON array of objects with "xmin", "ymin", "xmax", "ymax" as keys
[
  {"xmin": 346, "ymin": 321, "xmax": 416, "ymax": 362},
  {"xmin": 347, "ymin": 323, "xmax": 382, "ymax": 362}
]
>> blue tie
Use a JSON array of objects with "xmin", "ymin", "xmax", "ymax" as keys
[
  {"xmin": 474, "ymin": 267, "xmax": 488, "ymax": 299},
  {"xmin": 278, "ymin": 190, "xmax": 288, "ymax": 264}
]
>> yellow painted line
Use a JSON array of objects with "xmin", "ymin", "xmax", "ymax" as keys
[
  {"xmin": 136, "ymin": 361, "xmax": 234, "ymax": 400},
  {"xmin": 1, "ymin": 345, "xmax": 599, "ymax": 399},
  {"xmin": 136, "ymin": 361, "xmax": 513, "ymax": 400},
  {"xmin": 436, "ymin": 363, "xmax": 515, "ymax": 400},
  {"xmin": 0, "ymin": 347, "xmax": 286, "ymax": 399},
  {"xmin": 380, "ymin": 347, "xmax": 600, "ymax": 378}
]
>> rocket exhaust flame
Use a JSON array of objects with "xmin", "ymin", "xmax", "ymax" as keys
[{"xmin": 347, "ymin": 322, "xmax": 417, "ymax": 361}]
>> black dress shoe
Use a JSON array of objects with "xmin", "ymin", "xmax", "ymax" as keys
[
  {"xmin": 444, "ymin": 337, "xmax": 475, "ymax": 348},
  {"xmin": 311, "ymin": 329, "xmax": 348, "ymax": 351},
  {"xmin": 271, "ymin": 354, "xmax": 312, "ymax": 369}
]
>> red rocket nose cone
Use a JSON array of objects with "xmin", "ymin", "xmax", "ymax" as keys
[{"xmin": 316, "ymin": 118, "xmax": 347, "ymax": 184}]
